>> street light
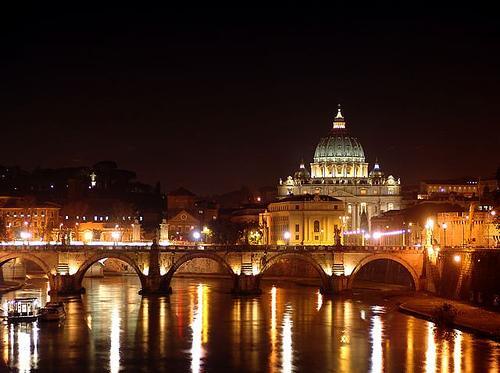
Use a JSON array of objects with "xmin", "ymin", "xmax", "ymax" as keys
[
  {"xmin": 20, "ymin": 231, "xmax": 31, "ymax": 241},
  {"xmin": 489, "ymin": 210, "xmax": 496, "ymax": 248},
  {"xmin": 192, "ymin": 231, "xmax": 201, "ymax": 243},
  {"xmin": 111, "ymin": 230, "xmax": 121, "ymax": 245},
  {"xmin": 283, "ymin": 231, "xmax": 291, "ymax": 245},
  {"xmin": 442, "ymin": 223, "xmax": 447, "ymax": 248}
]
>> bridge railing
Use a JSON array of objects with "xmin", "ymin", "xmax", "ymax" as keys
[{"xmin": 0, "ymin": 243, "xmax": 425, "ymax": 253}]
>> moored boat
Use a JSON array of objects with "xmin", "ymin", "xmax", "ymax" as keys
[
  {"xmin": 6, "ymin": 298, "xmax": 40, "ymax": 322},
  {"xmin": 39, "ymin": 301, "xmax": 66, "ymax": 321}
]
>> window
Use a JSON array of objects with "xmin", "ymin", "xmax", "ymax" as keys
[
  {"xmin": 314, "ymin": 220, "xmax": 320, "ymax": 233},
  {"xmin": 388, "ymin": 203, "xmax": 394, "ymax": 211},
  {"xmin": 295, "ymin": 235, "xmax": 299, "ymax": 240},
  {"xmin": 295, "ymin": 224, "xmax": 300, "ymax": 232},
  {"xmin": 295, "ymin": 205, "xmax": 299, "ymax": 210},
  {"xmin": 347, "ymin": 204, "xmax": 352, "ymax": 214}
]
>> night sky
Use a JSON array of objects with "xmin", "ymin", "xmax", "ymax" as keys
[{"xmin": 1, "ymin": 6, "xmax": 499, "ymax": 195}]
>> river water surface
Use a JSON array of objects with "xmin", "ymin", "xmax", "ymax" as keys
[{"xmin": 0, "ymin": 276, "xmax": 499, "ymax": 372}]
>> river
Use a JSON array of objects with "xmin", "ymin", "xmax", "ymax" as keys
[{"xmin": 0, "ymin": 276, "xmax": 499, "ymax": 372}]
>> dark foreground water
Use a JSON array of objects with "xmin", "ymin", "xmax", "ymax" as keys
[{"xmin": 0, "ymin": 276, "xmax": 499, "ymax": 372}]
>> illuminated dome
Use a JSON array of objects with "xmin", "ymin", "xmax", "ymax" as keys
[{"xmin": 313, "ymin": 106, "xmax": 365, "ymax": 163}]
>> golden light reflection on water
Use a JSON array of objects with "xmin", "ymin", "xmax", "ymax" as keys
[
  {"xmin": 316, "ymin": 291, "xmax": 323, "ymax": 311},
  {"xmin": 190, "ymin": 284, "xmax": 206, "ymax": 373},
  {"xmin": 109, "ymin": 307, "xmax": 121, "ymax": 373},
  {"xmin": 370, "ymin": 310, "xmax": 384, "ymax": 373},
  {"xmin": 454, "ymin": 330, "xmax": 462, "ymax": 373},
  {"xmin": 406, "ymin": 317, "xmax": 414, "ymax": 372},
  {"xmin": 282, "ymin": 304, "xmax": 293, "ymax": 373},
  {"xmin": 269, "ymin": 286, "xmax": 278, "ymax": 373},
  {"xmin": 339, "ymin": 301, "xmax": 352, "ymax": 373},
  {"xmin": 425, "ymin": 322, "xmax": 436, "ymax": 373}
]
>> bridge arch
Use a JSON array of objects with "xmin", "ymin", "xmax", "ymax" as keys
[
  {"xmin": 165, "ymin": 252, "xmax": 235, "ymax": 281},
  {"xmin": 347, "ymin": 253, "xmax": 419, "ymax": 291},
  {"xmin": 0, "ymin": 252, "xmax": 56, "ymax": 289},
  {"xmin": 259, "ymin": 252, "xmax": 331, "ymax": 289},
  {"xmin": 74, "ymin": 252, "xmax": 147, "ymax": 289}
]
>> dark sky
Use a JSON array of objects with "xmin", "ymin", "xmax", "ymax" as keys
[{"xmin": 1, "ymin": 6, "xmax": 499, "ymax": 195}]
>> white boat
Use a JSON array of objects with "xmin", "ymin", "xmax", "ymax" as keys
[
  {"xmin": 39, "ymin": 301, "xmax": 66, "ymax": 322},
  {"xmin": 6, "ymin": 298, "xmax": 40, "ymax": 322}
]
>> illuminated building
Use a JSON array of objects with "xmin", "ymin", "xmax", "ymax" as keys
[
  {"xmin": 277, "ymin": 106, "xmax": 402, "ymax": 230},
  {"xmin": 0, "ymin": 197, "xmax": 60, "ymax": 241},
  {"xmin": 436, "ymin": 209, "xmax": 499, "ymax": 248},
  {"xmin": 166, "ymin": 187, "xmax": 218, "ymax": 242},
  {"xmin": 419, "ymin": 178, "xmax": 480, "ymax": 199},
  {"xmin": 259, "ymin": 194, "xmax": 345, "ymax": 245},
  {"xmin": 51, "ymin": 221, "xmax": 142, "ymax": 243}
]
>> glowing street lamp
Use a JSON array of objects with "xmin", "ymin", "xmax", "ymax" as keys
[
  {"xmin": 283, "ymin": 231, "xmax": 291, "ymax": 245},
  {"xmin": 442, "ymin": 223, "xmax": 447, "ymax": 248},
  {"xmin": 83, "ymin": 230, "xmax": 93, "ymax": 243},
  {"xmin": 20, "ymin": 231, "xmax": 31, "ymax": 241},
  {"xmin": 192, "ymin": 231, "xmax": 201, "ymax": 242},
  {"xmin": 453, "ymin": 254, "xmax": 461, "ymax": 263},
  {"xmin": 111, "ymin": 230, "xmax": 121, "ymax": 245}
]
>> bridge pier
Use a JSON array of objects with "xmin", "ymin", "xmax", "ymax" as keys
[
  {"xmin": 231, "ymin": 274, "xmax": 262, "ymax": 296},
  {"xmin": 138, "ymin": 275, "xmax": 172, "ymax": 295},
  {"xmin": 138, "ymin": 240, "xmax": 172, "ymax": 295},
  {"xmin": 49, "ymin": 274, "xmax": 84, "ymax": 296},
  {"xmin": 320, "ymin": 275, "xmax": 349, "ymax": 296}
]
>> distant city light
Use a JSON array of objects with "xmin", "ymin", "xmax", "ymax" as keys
[
  {"xmin": 283, "ymin": 231, "xmax": 291, "ymax": 240},
  {"xmin": 193, "ymin": 231, "xmax": 201, "ymax": 240},
  {"xmin": 453, "ymin": 255, "xmax": 461, "ymax": 263}
]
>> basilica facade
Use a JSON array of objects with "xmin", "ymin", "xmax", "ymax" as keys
[{"xmin": 277, "ymin": 106, "xmax": 402, "ymax": 231}]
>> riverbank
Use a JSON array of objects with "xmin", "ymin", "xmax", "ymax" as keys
[
  {"xmin": 0, "ymin": 280, "xmax": 24, "ymax": 294},
  {"xmin": 394, "ymin": 292, "xmax": 500, "ymax": 341}
]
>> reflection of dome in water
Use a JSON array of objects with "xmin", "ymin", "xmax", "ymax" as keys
[{"xmin": 313, "ymin": 106, "xmax": 365, "ymax": 163}]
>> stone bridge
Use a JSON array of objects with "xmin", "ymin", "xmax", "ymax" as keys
[{"xmin": 0, "ymin": 244, "xmax": 426, "ymax": 296}]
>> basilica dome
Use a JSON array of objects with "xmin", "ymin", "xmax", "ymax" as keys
[{"xmin": 313, "ymin": 107, "xmax": 365, "ymax": 163}]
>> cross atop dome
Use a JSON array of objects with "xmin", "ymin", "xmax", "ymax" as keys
[{"xmin": 333, "ymin": 104, "xmax": 346, "ymax": 130}]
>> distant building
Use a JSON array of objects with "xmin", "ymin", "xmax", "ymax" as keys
[
  {"xmin": 0, "ymin": 197, "xmax": 60, "ymax": 241},
  {"xmin": 51, "ymin": 221, "xmax": 142, "ymax": 243},
  {"xmin": 420, "ymin": 178, "xmax": 480, "ymax": 199},
  {"xmin": 166, "ymin": 187, "xmax": 219, "ymax": 242},
  {"xmin": 277, "ymin": 106, "xmax": 402, "ymax": 230},
  {"xmin": 259, "ymin": 194, "xmax": 345, "ymax": 245},
  {"xmin": 436, "ymin": 209, "xmax": 499, "ymax": 248}
]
